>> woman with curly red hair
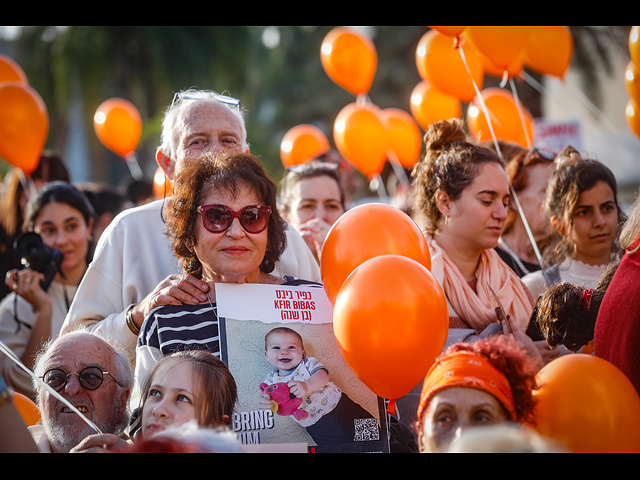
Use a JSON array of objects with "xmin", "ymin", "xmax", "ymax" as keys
[{"xmin": 416, "ymin": 336, "xmax": 541, "ymax": 453}]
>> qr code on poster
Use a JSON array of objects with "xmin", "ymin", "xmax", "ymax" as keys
[{"xmin": 354, "ymin": 418, "xmax": 380, "ymax": 441}]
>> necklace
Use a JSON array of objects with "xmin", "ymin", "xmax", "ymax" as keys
[{"xmin": 498, "ymin": 238, "xmax": 532, "ymax": 276}]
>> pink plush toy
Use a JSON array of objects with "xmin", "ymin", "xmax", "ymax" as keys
[{"xmin": 260, "ymin": 382, "xmax": 309, "ymax": 421}]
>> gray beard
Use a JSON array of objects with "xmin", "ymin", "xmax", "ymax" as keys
[
  {"xmin": 43, "ymin": 413, "xmax": 122, "ymax": 453},
  {"xmin": 44, "ymin": 421, "xmax": 98, "ymax": 453}
]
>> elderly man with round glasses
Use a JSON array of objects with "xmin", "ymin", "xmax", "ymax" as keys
[
  {"xmin": 61, "ymin": 89, "xmax": 321, "ymax": 364},
  {"xmin": 30, "ymin": 329, "xmax": 133, "ymax": 453}
]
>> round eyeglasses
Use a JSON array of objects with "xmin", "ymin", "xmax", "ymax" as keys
[
  {"xmin": 197, "ymin": 204, "xmax": 271, "ymax": 234},
  {"xmin": 41, "ymin": 366, "xmax": 118, "ymax": 392}
]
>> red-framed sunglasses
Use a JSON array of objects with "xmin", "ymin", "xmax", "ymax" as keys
[{"xmin": 197, "ymin": 204, "xmax": 271, "ymax": 234}]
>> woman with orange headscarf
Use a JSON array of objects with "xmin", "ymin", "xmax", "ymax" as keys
[{"xmin": 416, "ymin": 336, "xmax": 541, "ymax": 453}]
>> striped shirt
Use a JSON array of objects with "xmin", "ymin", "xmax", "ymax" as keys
[
  {"xmin": 134, "ymin": 277, "xmax": 321, "ymax": 389},
  {"xmin": 138, "ymin": 303, "xmax": 221, "ymax": 356}
]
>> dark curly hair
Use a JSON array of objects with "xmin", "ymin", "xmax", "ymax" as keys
[
  {"xmin": 443, "ymin": 336, "xmax": 540, "ymax": 425},
  {"xmin": 164, "ymin": 152, "xmax": 287, "ymax": 276},
  {"xmin": 411, "ymin": 118, "xmax": 504, "ymax": 234},
  {"xmin": 535, "ymin": 262, "xmax": 618, "ymax": 351},
  {"xmin": 543, "ymin": 146, "xmax": 625, "ymax": 265}
]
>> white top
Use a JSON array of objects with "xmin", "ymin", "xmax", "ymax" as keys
[
  {"xmin": 522, "ymin": 257, "xmax": 616, "ymax": 299},
  {"xmin": 61, "ymin": 200, "xmax": 321, "ymax": 362},
  {"xmin": 264, "ymin": 356, "xmax": 341, "ymax": 427}
]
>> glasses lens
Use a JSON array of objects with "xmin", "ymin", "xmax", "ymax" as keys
[
  {"xmin": 43, "ymin": 369, "xmax": 68, "ymax": 391},
  {"xmin": 79, "ymin": 367, "xmax": 104, "ymax": 390},
  {"xmin": 203, "ymin": 206, "xmax": 233, "ymax": 233},
  {"xmin": 200, "ymin": 205, "xmax": 270, "ymax": 234},
  {"xmin": 42, "ymin": 367, "xmax": 105, "ymax": 391},
  {"xmin": 240, "ymin": 207, "xmax": 270, "ymax": 233}
]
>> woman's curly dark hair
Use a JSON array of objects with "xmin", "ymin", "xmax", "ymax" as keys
[
  {"xmin": 164, "ymin": 151, "xmax": 287, "ymax": 277},
  {"xmin": 411, "ymin": 118, "xmax": 504, "ymax": 234},
  {"xmin": 444, "ymin": 336, "xmax": 540, "ymax": 425},
  {"xmin": 543, "ymin": 146, "xmax": 626, "ymax": 265}
]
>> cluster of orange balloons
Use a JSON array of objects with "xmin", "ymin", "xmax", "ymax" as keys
[
  {"xmin": 0, "ymin": 55, "xmax": 49, "ymax": 176},
  {"xmin": 300, "ymin": 27, "xmax": 577, "ymax": 178},
  {"xmin": 415, "ymin": 26, "xmax": 573, "ymax": 147},
  {"xmin": 321, "ymin": 203, "xmax": 448, "ymax": 409},
  {"xmin": 312, "ymin": 27, "xmax": 423, "ymax": 179},
  {"xmin": 625, "ymin": 26, "xmax": 640, "ymax": 140},
  {"xmin": 530, "ymin": 354, "xmax": 640, "ymax": 453}
]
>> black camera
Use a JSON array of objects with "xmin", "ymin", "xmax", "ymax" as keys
[{"xmin": 14, "ymin": 232, "xmax": 63, "ymax": 291}]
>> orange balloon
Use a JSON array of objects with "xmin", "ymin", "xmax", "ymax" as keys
[
  {"xmin": 625, "ymin": 61, "xmax": 640, "ymax": 102},
  {"xmin": 629, "ymin": 26, "xmax": 640, "ymax": 67},
  {"xmin": 532, "ymin": 354, "xmax": 640, "ymax": 453},
  {"xmin": 333, "ymin": 254, "xmax": 448, "ymax": 401},
  {"xmin": 93, "ymin": 98, "xmax": 142, "ymax": 158},
  {"xmin": 626, "ymin": 98, "xmax": 640, "ymax": 140},
  {"xmin": 0, "ymin": 54, "xmax": 28, "ymax": 84},
  {"xmin": 321, "ymin": 202, "xmax": 431, "ymax": 305},
  {"xmin": 482, "ymin": 51, "xmax": 525, "ymax": 80},
  {"xmin": 153, "ymin": 166, "xmax": 172, "ymax": 199},
  {"xmin": 428, "ymin": 26, "xmax": 467, "ymax": 37},
  {"xmin": 410, "ymin": 80, "xmax": 462, "ymax": 129},
  {"xmin": 380, "ymin": 108, "xmax": 422, "ymax": 169},
  {"xmin": 415, "ymin": 30, "xmax": 484, "ymax": 102},
  {"xmin": 465, "ymin": 26, "xmax": 533, "ymax": 72},
  {"xmin": 0, "ymin": 82, "xmax": 49, "ymax": 176},
  {"xmin": 523, "ymin": 26, "xmax": 573, "ymax": 79},
  {"xmin": 333, "ymin": 102, "xmax": 388, "ymax": 178},
  {"xmin": 467, "ymin": 87, "xmax": 534, "ymax": 148},
  {"xmin": 12, "ymin": 392, "xmax": 41, "ymax": 427},
  {"xmin": 320, "ymin": 27, "xmax": 377, "ymax": 96},
  {"xmin": 280, "ymin": 124, "xmax": 330, "ymax": 168}
]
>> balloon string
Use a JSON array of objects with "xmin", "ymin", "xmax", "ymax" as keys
[
  {"xmin": 124, "ymin": 152, "xmax": 143, "ymax": 180},
  {"xmin": 458, "ymin": 47, "xmax": 546, "ymax": 272},
  {"xmin": 16, "ymin": 169, "xmax": 36, "ymax": 202},
  {"xmin": 386, "ymin": 151, "xmax": 411, "ymax": 187},
  {"xmin": 521, "ymin": 70, "xmax": 619, "ymax": 134},
  {"xmin": 369, "ymin": 174, "xmax": 389, "ymax": 201},
  {"xmin": 508, "ymin": 77, "xmax": 533, "ymax": 149},
  {"xmin": 457, "ymin": 45, "xmax": 502, "ymax": 157},
  {"xmin": 0, "ymin": 339, "xmax": 103, "ymax": 435}
]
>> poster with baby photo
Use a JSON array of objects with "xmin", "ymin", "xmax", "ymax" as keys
[{"xmin": 215, "ymin": 282, "xmax": 390, "ymax": 453}]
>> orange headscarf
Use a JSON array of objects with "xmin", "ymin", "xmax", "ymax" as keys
[{"xmin": 417, "ymin": 350, "xmax": 516, "ymax": 422}]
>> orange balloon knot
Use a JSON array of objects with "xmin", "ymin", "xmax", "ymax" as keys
[{"xmin": 386, "ymin": 399, "xmax": 397, "ymax": 416}]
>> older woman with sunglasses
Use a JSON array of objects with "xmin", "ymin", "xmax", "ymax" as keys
[{"xmin": 134, "ymin": 151, "xmax": 318, "ymax": 393}]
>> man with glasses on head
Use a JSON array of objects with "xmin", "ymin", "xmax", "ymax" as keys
[
  {"xmin": 61, "ymin": 90, "xmax": 321, "ymax": 363},
  {"xmin": 30, "ymin": 329, "xmax": 133, "ymax": 453}
]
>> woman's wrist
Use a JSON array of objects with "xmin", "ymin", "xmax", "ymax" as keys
[{"xmin": 126, "ymin": 305, "xmax": 140, "ymax": 336}]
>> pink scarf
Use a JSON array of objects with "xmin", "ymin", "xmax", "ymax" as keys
[{"xmin": 427, "ymin": 235, "xmax": 534, "ymax": 332}]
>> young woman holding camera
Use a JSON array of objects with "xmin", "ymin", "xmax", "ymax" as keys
[{"xmin": 0, "ymin": 182, "xmax": 95, "ymax": 401}]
